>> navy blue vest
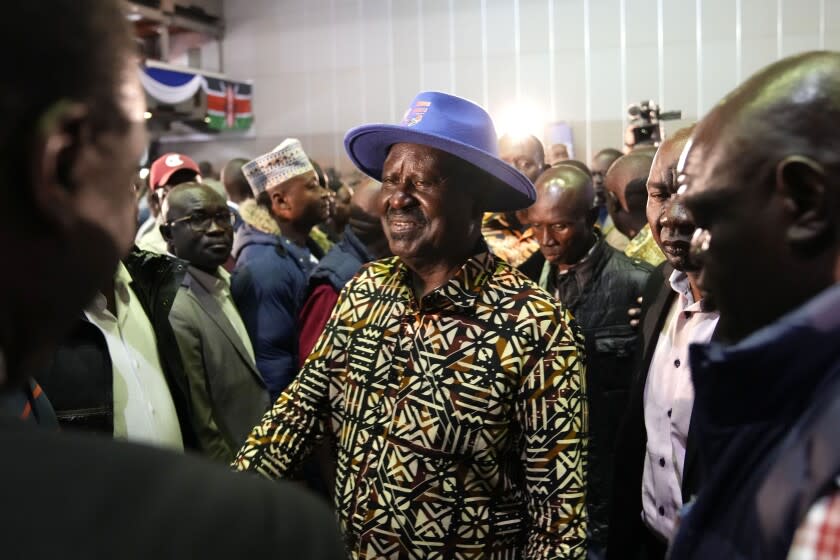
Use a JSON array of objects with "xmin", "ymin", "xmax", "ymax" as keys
[{"xmin": 669, "ymin": 284, "xmax": 840, "ymax": 559}]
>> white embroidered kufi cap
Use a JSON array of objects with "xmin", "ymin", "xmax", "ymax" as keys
[{"xmin": 242, "ymin": 138, "xmax": 315, "ymax": 194}]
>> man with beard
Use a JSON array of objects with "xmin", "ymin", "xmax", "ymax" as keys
[
  {"xmin": 527, "ymin": 163, "xmax": 651, "ymax": 556},
  {"xmin": 668, "ymin": 51, "xmax": 840, "ymax": 560},
  {"xmin": 0, "ymin": 1, "xmax": 342, "ymax": 557},
  {"xmin": 235, "ymin": 91, "xmax": 588, "ymax": 558},
  {"xmin": 607, "ymin": 126, "xmax": 719, "ymax": 560},
  {"xmin": 163, "ymin": 183, "xmax": 268, "ymax": 463},
  {"xmin": 232, "ymin": 138, "xmax": 331, "ymax": 398}
]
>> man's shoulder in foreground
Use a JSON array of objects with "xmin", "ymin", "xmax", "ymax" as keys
[{"xmin": 0, "ymin": 421, "xmax": 344, "ymax": 559}]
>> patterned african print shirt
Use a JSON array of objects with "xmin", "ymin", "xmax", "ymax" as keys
[
  {"xmin": 624, "ymin": 223, "xmax": 666, "ymax": 266},
  {"xmin": 481, "ymin": 213, "xmax": 540, "ymax": 268},
  {"xmin": 234, "ymin": 249, "xmax": 589, "ymax": 559}
]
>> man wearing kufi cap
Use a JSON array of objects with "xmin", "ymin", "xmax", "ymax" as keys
[
  {"xmin": 231, "ymin": 138, "xmax": 330, "ymax": 398},
  {"xmin": 235, "ymin": 92, "xmax": 588, "ymax": 558}
]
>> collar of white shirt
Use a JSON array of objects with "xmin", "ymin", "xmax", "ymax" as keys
[
  {"xmin": 668, "ymin": 268, "xmax": 708, "ymax": 313},
  {"xmin": 87, "ymin": 262, "xmax": 134, "ymax": 329}
]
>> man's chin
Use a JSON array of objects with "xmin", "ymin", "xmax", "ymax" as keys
[
  {"xmin": 540, "ymin": 251, "xmax": 563, "ymax": 265},
  {"xmin": 667, "ymin": 254, "xmax": 694, "ymax": 272}
]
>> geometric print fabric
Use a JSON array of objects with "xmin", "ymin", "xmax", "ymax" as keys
[{"xmin": 234, "ymin": 249, "xmax": 589, "ymax": 558}]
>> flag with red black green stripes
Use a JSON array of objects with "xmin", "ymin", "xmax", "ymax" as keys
[{"xmin": 204, "ymin": 77, "xmax": 253, "ymax": 131}]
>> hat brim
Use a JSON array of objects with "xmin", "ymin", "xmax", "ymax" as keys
[{"xmin": 344, "ymin": 125, "xmax": 536, "ymax": 212}]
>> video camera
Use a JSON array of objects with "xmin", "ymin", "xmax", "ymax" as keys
[{"xmin": 626, "ymin": 100, "xmax": 682, "ymax": 147}]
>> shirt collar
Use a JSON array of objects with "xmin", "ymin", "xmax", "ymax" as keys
[
  {"xmin": 390, "ymin": 245, "xmax": 497, "ymax": 312},
  {"xmin": 668, "ymin": 268, "xmax": 697, "ymax": 305},
  {"xmin": 87, "ymin": 262, "xmax": 133, "ymax": 325},
  {"xmin": 189, "ymin": 265, "xmax": 230, "ymax": 294}
]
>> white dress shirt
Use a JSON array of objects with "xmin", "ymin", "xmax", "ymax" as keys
[
  {"xmin": 641, "ymin": 269, "xmax": 719, "ymax": 542},
  {"xmin": 188, "ymin": 266, "xmax": 256, "ymax": 364},
  {"xmin": 136, "ymin": 217, "xmax": 168, "ymax": 255},
  {"xmin": 84, "ymin": 263, "xmax": 183, "ymax": 450}
]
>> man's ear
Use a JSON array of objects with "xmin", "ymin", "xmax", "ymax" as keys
[
  {"xmin": 159, "ymin": 223, "xmax": 173, "ymax": 241},
  {"xmin": 29, "ymin": 101, "xmax": 90, "ymax": 231},
  {"xmin": 269, "ymin": 188, "xmax": 290, "ymax": 219},
  {"xmin": 777, "ymin": 155, "xmax": 831, "ymax": 249}
]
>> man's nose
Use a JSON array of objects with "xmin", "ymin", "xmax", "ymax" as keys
[
  {"xmin": 387, "ymin": 188, "xmax": 418, "ymax": 210},
  {"xmin": 206, "ymin": 219, "xmax": 226, "ymax": 235},
  {"xmin": 660, "ymin": 198, "xmax": 695, "ymax": 233},
  {"xmin": 536, "ymin": 226, "xmax": 555, "ymax": 246}
]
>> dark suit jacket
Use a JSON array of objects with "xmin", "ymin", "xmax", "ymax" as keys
[
  {"xmin": 606, "ymin": 263, "xmax": 708, "ymax": 559},
  {"xmin": 0, "ymin": 419, "xmax": 344, "ymax": 559},
  {"xmin": 169, "ymin": 269, "xmax": 269, "ymax": 462}
]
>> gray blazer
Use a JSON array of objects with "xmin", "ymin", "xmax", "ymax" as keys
[{"xmin": 169, "ymin": 270, "xmax": 269, "ymax": 462}]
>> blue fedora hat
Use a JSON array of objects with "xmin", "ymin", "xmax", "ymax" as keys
[{"xmin": 344, "ymin": 91, "xmax": 536, "ymax": 212}]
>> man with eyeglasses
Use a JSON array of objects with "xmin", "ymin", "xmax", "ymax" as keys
[
  {"xmin": 136, "ymin": 153, "xmax": 202, "ymax": 254},
  {"xmin": 607, "ymin": 126, "xmax": 719, "ymax": 560},
  {"xmin": 525, "ymin": 163, "xmax": 652, "ymax": 557},
  {"xmin": 162, "ymin": 183, "xmax": 268, "ymax": 463}
]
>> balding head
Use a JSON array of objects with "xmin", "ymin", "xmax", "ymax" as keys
[
  {"xmin": 221, "ymin": 158, "xmax": 252, "ymax": 204},
  {"xmin": 536, "ymin": 165, "xmax": 596, "ymax": 216},
  {"xmin": 592, "ymin": 148, "xmax": 623, "ymax": 175},
  {"xmin": 679, "ymin": 51, "xmax": 840, "ymax": 342},
  {"xmin": 525, "ymin": 165, "xmax": 598, "ymax": 268},
  {"xmin": 498, "ymin": 134, "xmax": 546, "ymax": 183},
  {"xmin": 604, "ymin": 152, "xmax": 654, "ymax": 238}
]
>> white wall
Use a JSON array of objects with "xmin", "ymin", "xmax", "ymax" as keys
[{"xmin": 167, "ymin": 0, "xmax": 840, "ymax": 173}]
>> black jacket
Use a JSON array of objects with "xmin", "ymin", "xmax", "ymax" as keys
[
  {"xmin": 541, "ymin": 237, "xmax": 653, "ymax": 550},
  {"xmin": 0, "ymin": 419, "xmax": 345, "ymax": 559},
  {"xmin": 606, "ymin": 263, "xmax": 707, "ymax": 559},
  {"xmin": 36, "ymin": 248, "xmax": 197, "ymax": 448}
]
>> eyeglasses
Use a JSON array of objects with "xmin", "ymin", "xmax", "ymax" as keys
[
  {"xmin": 167, "ymin": 211, "xmax": 235, "ymax": 233},
  {"xmin": 690, "ymin": 227, "xmax": 711, "ymax": 260}
]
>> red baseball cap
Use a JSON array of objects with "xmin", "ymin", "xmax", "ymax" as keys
[{"xmin": 149, "ymin": 153, "xmax": 201, "ymax": 190}]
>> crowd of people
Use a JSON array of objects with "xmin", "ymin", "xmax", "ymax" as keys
[{"xmin": 3, "ymin": 2, "xmax": 840, "ymax": 559}]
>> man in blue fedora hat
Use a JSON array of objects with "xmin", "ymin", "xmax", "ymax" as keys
[{"xmin": 235, "ymin": 91, "xmax": 589, "ymax": 558}]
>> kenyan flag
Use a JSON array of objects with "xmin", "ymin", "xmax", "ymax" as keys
[{"xmin": 204, "ymin": 77, "xmax": 253, "ymax": 131}]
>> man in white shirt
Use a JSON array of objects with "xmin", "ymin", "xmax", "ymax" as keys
[
  {"xmin": 37, "ymin": 246, "xmax": 196, "ymax": 448},
  {"xmin": 162, "ymin": 182, "xmax": 269, "ymax": 462},
  {"xmin": 608, "ymin": 126, "xmax": 719, "ymax": 560},
  {"xmin": 84, "ymin": 262, "xmax": 183, "ymax": 450},
  {"xmin": 0, "ymin": 2, "xmax": 344, "ymax": 557}
]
